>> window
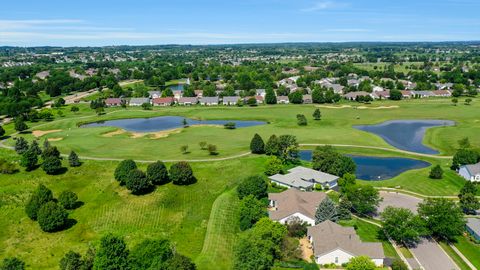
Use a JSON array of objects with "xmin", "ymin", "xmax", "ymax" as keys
[{"xmin": 335, "ymin": 257, "xmax": 339, "ymax": 264}]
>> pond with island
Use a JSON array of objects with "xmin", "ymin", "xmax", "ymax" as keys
[
  {"xmin": 299, "ymin": 150, "xmax": 430, "ymax": 181},
  {"xmin": 81, "ymin": 116, "xmax": 266, "ymax": 132}
]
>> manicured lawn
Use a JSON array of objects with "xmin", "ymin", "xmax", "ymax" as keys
[
  {"xmin": 438, "ymin": 242, "xmax": 472, "ymax": 270},
  {"xmin": 454, "ymin": 235, "xmax": 480, "ymax": 269},
  {"xmin": 339, "ymin": 218, "xmax": 399, "ymax": 259},
  {"xmin": 0, "ymin": 148, "xmax": 266, "ymax": 269}
]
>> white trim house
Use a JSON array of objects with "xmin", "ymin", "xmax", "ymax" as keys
[{"xmin": 459, "ymin": 162, "xmax": 480, "ymax": 182}]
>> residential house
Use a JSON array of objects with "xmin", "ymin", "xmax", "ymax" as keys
[
  {"xmin": 347, "ymin": 79, "xmax": 360, "ymax": 87},
  {"xmin": 222, "ymin": 96, "xmax": 240, "ymax": 106},
  {"xmin": 435, "ymin": 83, "xmax": 454, "ymax": 90},
  {"xmin": 343, "ymin": 91, "xmax": 375, "ymax": 100},
  {"xmin": 148, "ymin": 91, "xmax": 161, "ymax": 99},
  {"xmin": 304, "ymin": 66, "xmax": 320, "ymax": 72},
  {"xmin": 400, "ymin": 90, "xmax": 414, "ymax": 99},
  {"xmin": 268, "ymin": 166, "xmax": 339, "ymax": 190},
  {"xmin": 412, "ymin": 91, "xmax": 434, "ymax": 98},
  {"xmin": 268, "ymin": 189, "xmax": 326, "ymax": 226},
  {"xmin": 152, "ymin": 97, "xmax": 174, "ymax": 106},
  {"xmin": 105, "ymin": 98, "xmax": 123, "ymax": 107},
  {"xmin": 459, "ymin": 162, "xmax": 480, "ymax": 182},
  {"xmin": 194, "ymin": 90, "xmax": 204, "ymax": 98},
  {"xmin": 199, "ymin": 96, "xmax": 219, "ymax": 106},
  {"xmin": 172, "ymin": 90, "xmax": 183, "ymax": 99},
  {"xmin": 308, "ymin": 220, "xmax": 385, "ymax": 266},
  {"xmin": 178, "ymin": 97, "xmax": 198, "ymax": 106},
  {"xmin": 372, "ymin": 86, "xmax": 384, "ymax": 92},
  {"xmin": 277, "ymin": 96, "xmax": 289, "ymax": 104},
  {"xmin": 302, "ymin": 95, "xmax": 313, "ymax": 104},
  {"xmin": 35, "ymin": 71, "xmax": 50, "ymax": 80},
  {"xmin": 432, "ymin": 90, "xmax": 452, "ymax": 97},
  {"xmin": 376, "ymin": 91, "xmax": 390, "ymax": 99},
  {"xmin": 129, "ymin": 97, "xmax": 150, "ymax": 106},
  {"xmin": 256, "ymin": 89, "xmax": 266, "ymax": 98},
  {"xmin": 466, "ymin": 218, "xmax": 480, "ymax": 241}
]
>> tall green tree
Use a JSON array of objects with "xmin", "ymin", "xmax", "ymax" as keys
[
  {"xmin": 315, "ymin": 197, "xmax": 339, "ymax": 224},
  {"xmin": 429, "ymin": 165, "xmax": 443, "ymax": 179},
  {"xmin": 264, "ymin": 135, "xmax": 280, "ymax": 156},
  {"xmin": 128, "ymin": 239, "xmax": 173, "ymax": 269},
  {"xmin": 381, "ymin": 207, "xmax": 426, "ymax": 246},
  {"xmin": 288, "ymin": 91, "xmax": 303, "ymax": 104},
  {"xmin": 37, "ymin": 201, "xmax": 68, "ymax": 232},
  {"xmin": 169, "ymin": 162, "xmax": 196, "ymax": 185},
  {"xmin": 146, "ymin": 161, "xmax": 169, "ymax": 185},
  {"xmin": 93, "ymin": 234, "xmax": 129, "ymax": 270},
  {"xmin": 20, "ymin": 146, "xmax": 38, "ymax": 171},
  {"xmin": 239, "ymin": 195, "xmax": 267, "ymax": 230},
  {"xmin": 14, "ymin": 137, "xmax": 29, "ymax": 154},
  {"xmin": 58, "ymin": 191, "xmax": 78, "ymax": 210},
  {"xmin": 14, "ymin": 118, "xmax": 28, "ymax": 132},
  {"xmin": 312, "ymin": 145, "xmax": 356, "ymax": 177},
  {"xmin": 451, "ymin": 149, "xmax": 479, "ymax": 169},
  {"xmin": 312, "ymin": 108, "xmax": 321, "ymax": 120},
  {"xmin": 418, "ymin": 198, "xmax": 465, "ymax": 241},
  {"xmin": 237, "ymin": 175, "xmax": 268, "ymax": 200},
  {"xmin": 68, "ymin": 151, "xmax": 81, "ymax": 167},
  {"xmin": 0, "ymin": 125, "xmax": 5, "ymax": 138},
  {"xmin": 59, "ymin": 251, "xmax": 83, "ymax": 270},
  {"xmin": 265, "ymin": 88, "xmax": 277, "ymax": 104},
  {"xmin": 458, "ymin": 181, "xmax": 479, "ymax": 214},
  {"xmin": 126, "ymin": 169, "xmax": 153, "ymax": 194},
  {"xmin": 250, "ymin": 133, "xmax": 265, "ymax": 154},
  {"xmin": 264, "ymin": 156, "xmax": 283, "ymax": 176},
  {"xmin": 114, "ymin": 159, "xmax": 137, "ymax": 185},
  {"xmin": 42, "ymin": 155, "xmax": 63, "ymax": 175},
  {"xmin": 277, "ymin": 135, "xmax": 299, "ymax": 163},
  {"xmin": 0, "ymin": 257, "xmax": 25, "ymax": 270},
  {"xmin": 25, "ymin": 184, "xmax": 54, "ymax": 220},
  {"xmin": 342, "ymin": 184, "xmax": 382, "ymax": 216}
]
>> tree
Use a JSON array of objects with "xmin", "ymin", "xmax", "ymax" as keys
[
  {"xmin": 315, "ymin": 197, "xmax": 339, "ymax": 224},
  {"xmin": 114, "ymin": 159, "xmax": 137, "ymax": 185},
  {"xmin": 458, "ymin": 137, "xmax": 471, "ymax": 149},
  {"xmin": 451, "ymin": 149, "xmax": 479, "ymax": 170},
  {"xmin": 20, "ymin": 147, "xmax": 38, "ymax": 171},
  {"xmin": 93, "ymin": 234, "xmax": 129, "ymax": 270},
  {"xmin": 25, "ymin": 184, "xmax": 54, "ymax": 220},
  {"xmin": 180, "ymin": 145, "xmax": 189, "ymax": 154},
  {"xmin": 429, "ymin": 165, "xmax": 443, "ymax": 179},
  {"xmin": 459, "ymin": 193, "xmax": 480, "ymax": 215},
  {"xmin": 70, "ymin": 106, "xmax": 80, "ymax": 113},
  {"xmin": 199, "ymin": 141, "xmax": 207, "ymax": 150},
  {"xmin": 0, "ymin": 125, "xmax": 5, "ymax": 138},
  {"xmin": 296, "ymin": 114, "xmax": 307, "ymax": 126},
  {"xmin": 451, "ymin": 98, "xmax": 458, "ymax": 106},
  {"xmin": 30, "ymin": 140, "xmax": 42, "ymax": 155},
  {"xmin": 0, "ymin": 257, "xmax": 25, "ymax": 270},
  {"xmin": 239, "ymin": 195, "xmax": 267, "ymax": 230},
  {"xmin": 389, "ymin": 89, "xmax": 403, "ymax": 100},
  {"xmin": 224, "ymin": 122, "xmax": 236, "ymax": 129},
  {"xmin": 14, "ymin": 118, "xmax": 28, "ymax": 132},
  {"xmin": 58, "ymin": 191, "xmax": 78, "ymax": 210},
  {"xmin": 162, "ymin": 254, "xmax": 196, "ymax": 270},
  {"xmin": 14, "ymin": 137, "xmax": 29, "ymax": 154},
  {"xmin": 128, "ymin": 239, "xmax": 173, "ymax": 269},
  {"xmin": 237, "ymin": 175, "xmax": 268, "ymax": 200},
  {"xmin": 42, "ymin": 155, "xmax": 63, "ymax": 175},
  {"xmin": 288, "ymin": 91, "xmax": 303, "ymax": 104},
  {"xmin": 391, "ymin": 258, "xmax": 409, "ymax": 270},
  {"xmin": 126, "ymin": 169, "xmax": 153, "ymax": 194},
  {"xmin": 250, "ymin": 133, "xmax": 265, "ymax": 154},
  {"xmin": 42, "ymin": 145, "xmax": 60, "ymax": 160},
  {"xmin": 68, "ymin": 151, "xmax": 81, "ymax": 167},
  {"xmin": 338, "ymin": 173, "xmax": 356, "ymax": 190},
  {"xmin": 418, "ymin": 198, "xmax": 465, "ymax": 241},
  {"xmin": 343, "ymin": 184, "xmax": 382, "ymax": 216},
  {"xmin": 37, "ymin": 201, "xmax": 68, "ymax": 232},
  {"xmin": 346, "ymin": 256, "xmax": 376, "ymax": 270},
  {"xmin": 146, "ymin": 161, "xmax": 169, "ymax": 185},
  {"xmin": 264, "ymin": 156, "xmax": 283, "ymax": 176},
  {"xmin": 265, "ymin": 135, "xmax": 280, "ymax": 156},
  {"xmin": 277, "ymin": 135, "xmax": 299, "ymax": 163},
  {"xmin": 312, "ymin": 108, "xmax": 321, "ymax": 120},
  {"xmin": 381, "ymin": 207, "xmax": 426, "ymax": 246},
  {"xmin": 285, "ymin": 216, "xmax": 309, "ymax": 237},
  {"xmin": 312, "ymin": 145, "xmax": 356, "ymax": 177},
  {"xmin": 265, "ymin": 88, "xmax": 277, "ymax": 104},
  {"xmin": 207, "ymin": 144, "xmax": 218, "ymax": 155},
  {"xmin": 169, "ymin": 162, "xmax": 196, "ymax": 185},
  {"xmin": 59, "ymin": 251, "xmax": 83, "ymax": 270},
  {"xmin": 465, "ymin": 98, "xmax": 472, "ymax": 105}
]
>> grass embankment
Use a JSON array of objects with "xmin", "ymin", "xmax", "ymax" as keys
[
  {"xmin": 0, "ymin": 148, "xmax": 266, "ymax": 269},
  {"xmin": 454, "ymin": 235, "xmax": 480, "ymax": 269},
  {"xmin": 438, "ymin": 242, "xmax": 472, "ymax": 270}
]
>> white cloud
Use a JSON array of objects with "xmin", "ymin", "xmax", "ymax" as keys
[
  {"xmin": 301, "ymin": 1, "xmax": 348, "ymax": 12},
  {"xmin": 0, "ymin": 19, "xmax": 83, "ymax": 30}
]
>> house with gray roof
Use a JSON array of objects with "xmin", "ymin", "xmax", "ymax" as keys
[
  {"xmin": 222, "ymin": 96, "xmax": 241, "ymax": 105},
  {"xmin": 459, "ymin": 162, "xmax": 480, "ymax": 182},
  {"xmin": 466, "ymin": 218, "xmax": 480, "ymax": 240},
  {"xmin": 302, "ymin": 95, "xmax": 313, "ymax": 104},
  {"xmin": 199, "ymin": 96, "xmax": 219, "ymax": 106},
  {"xmin": 412, "ymin": 91, "xmax": 434, "ymax": 98},
  {"xmin": 268, "ymin": 166, "xmax": 339, "ymax": 190},
  {"xmin": 268, "ymin": 189, "xmax": 326, "ymax": 226},
  {"xmin": 256, "ymin": 89, "xmax": 266, "ymax": 98},
  {"xmin": 308, "ymin": 220, "xmax": 385, "ymax": 266},
  {"xmin": 148, "ymin": 91, "xmax": 161, "ymax": 99},
  {"xmin": 277, "ymin": 96, "xmax": 289, "ymax": 104},
  {"xmin": 178, "ymin": 97, "xmax": 198, "ymax": 105},
  {"xmin": 129, "ymin": 97, "xmax": 150, "ymax": 106}
]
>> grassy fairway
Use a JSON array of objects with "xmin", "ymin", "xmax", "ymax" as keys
[{"xmin": 0, "ymin": 148, "xmax": 266, "ymax": 269}]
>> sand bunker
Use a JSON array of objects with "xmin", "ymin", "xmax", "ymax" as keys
[
  {"xmin": 102, "ymin": 129, "xmax": 127, "ymax": 137},
  {"xmin": 357, "ymin": 105, "xmax": 399, "ymax": 110},
  {"xmin": 316, "ymin": 105, "xmax": 352, "ymax": 109},
  {"xmin": 32, "ymin": 129, "xmax": 62, "ymax": 137},
  {"xmin": 47, "ymin": 137, "xmax": 63, "ymax": 142},
  {"xmin": 130, "ymin": 129, "xmax": 182, "ymax": 139}
]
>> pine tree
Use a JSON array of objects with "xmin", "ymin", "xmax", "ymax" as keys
[
  {"xmin": 14, "ymin": 137, "xmax": 29, "ymax": 154},
  {"xmin": 338, "ymin": 199, "xmax": 352, "ymax": 220},
  {"xmin": 315, "ymin": 197, "xmax": 339, "ymax": 224},
  {"xmin": 25, "ymin": 184, "xmax": 54, "ymax": 220},
  {"xmin": 14, "ymin": 118, "xmax": 28, "ymax": 132},
  {"xmin": 68, "ymin": 151, "xmax": 81, "ymax": 167},
  {"xmin": 264, "ymin": 135, "xmax": 280, "ymax": 156},
  {"xmin": 30, "ymin": 140, "xmax": 42, "ymax": 155},
  {"xmin": 0, "ymin": 125, "xmax": 5, "ymax": 138},
  {"xmin": 313, "ymin": 108, "xmax": 322, "ymax": 120},
  {"xmin": 42, "ymin": 156, "xmax": 63, "ymax": 175},
  {"xmin": 250, "ymin": 133, "xmax": 265, "ymax": 154},
  {"xmin": 265, "ymin": 88, "xmax": 277, "ymax": 104},
  {"xmin": 20, "ymin": 147, "xmax": 38, "ymax": 171}
]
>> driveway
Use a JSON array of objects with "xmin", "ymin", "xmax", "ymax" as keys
[
  {"xmin": 377, "ymin": 191, "xmax": 422, "ymax": 215},
  {"xmin": 410, "ymin": 238, "xmax": 459, "ymax": 270}
]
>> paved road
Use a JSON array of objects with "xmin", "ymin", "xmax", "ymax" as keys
[
  {"xmin": 410, "ymin": 238, "xmax": 459, "ymax": 270},
  {"xmin": 377, "ymin": 191, "xmax": 422, "ymax": 214}
]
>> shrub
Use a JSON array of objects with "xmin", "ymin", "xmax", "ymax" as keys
[
  {"xmin": 114, "ymin": 159, "xmax": 137, "ymax": 185},
  {"xmin": 239, "ymin": 195, "xmax": 267, "ymax": 230},
  {"xmin": 265, "ymin": 135, "xmax": 280, "ymax": 156},
  {"xmin": 129, "ymin": 239, "xmax": 173, "ymax": 269},
  {"xmin": 68, "ymin": 151, "xmax": 81, "ymax": 167},
  {"xmin": 42, "ymin": 156, "xmax": 63, "ymax": 175},
  {"xmin": 169, "ymin": 162, "xmax": 196, "ymax": 185},
  {"xmin": 207, "ymin": 144, "xmax": 218, "ymax": 155},
  {"xmin": 58, "ymin": 191, "xmax": 78, "ymax": 210},
  {"xmin": 0, "ymin": 257, "xmax": 25, "ymax": 270},
  {"xmin": 126, "ymin": 169, "xmax": 153, "ymax": 194},
  {"xmin": 14, "ymin": 118, "xmax": 28, "ymax": 132},
  {"xmin": 199, "ymin": 141, "xmax": 207, "ymax": 150},
  {"xmin": 224, "ymin": 122, "xmax": 236, "ymax": 129},
  {"xmin": 93, "ymin": 234, "xmax": 129, "ymax": 270},
  {"xmin": 37, "ymin": 201, "xmax": 68, "ymax": 232},
  {"xmin": 59, "ymin": 251, "xmax": 83, "ymax": 270},
  {"xmin": 312, "ymin": 108, "xmax": 321, "ymax": 120},
  {"xmin": 0, "ymin": 159, "xmax": 17, "ymax": 174},
  {"xmin": 25, "ymin": 184, "xmax": 54, "ymax": 220},
  {"xmin": 296, "ymin": 114, "xmax": 307, "ymax": 126},
  {"xmin": 180, "ymin": 145, "xmax": 189, "ymax": 154},
  {"xmin": 146, "ymin": 161, "xmax": 169, "ymax": 185},
  {"xmin": 429, "ymin": 165, "xmax": 443, "ymax": 179},
  {"xmin": 237, "ymin": 175, "xmax": 268, "ymax": 199},
  {"xmin": 20, "ymin": 147, "xmax": 38, "ymax": 171},
  {"xmin": 391, "ymin": 258, "xmax": 409, "ymax": 270},
  {"xmin": 250, "ymin": 133, "xmax": 265, "ymax": 154},
  {"xmin": 264, "ymin": 156, "xmax": 283, "ymax": 176}
]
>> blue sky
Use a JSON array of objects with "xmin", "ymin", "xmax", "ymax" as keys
[{"xmin": 1, "ymin": 0, "xmax": 479, "ymax": 46}]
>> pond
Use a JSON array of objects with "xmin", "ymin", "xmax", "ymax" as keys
[
  {"xmin": 354, "ymin": 120, "xmax": 454, "ymax": 154},
  {"xmin": 299, "ymin": 150, "xmax": 430, "ymax": 181},
  {"xmin": 167, "ymin": 84, "xmax": 184, "ymax": 91},
  {"xmin": 81, "ymin": 116, "xmax": 266, "ymax": 132}
]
